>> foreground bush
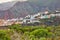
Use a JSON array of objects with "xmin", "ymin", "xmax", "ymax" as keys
[
  {"xmin": 8, "ymin": 24, "xmax": 55, "ymax": 40},
  {"xmin": 0, "ymin": 30, "xmax": 12, "ymax": 40},
  {"xmin": 8, "ymin": 24, "xmax": 45, "ymax": 33},
  {"xmin": 39, "ymin": 37, "xmax": 46, "ymax": 40},
  {"xmin": 30, "ymin": 29, "xmax": 53, "ymax": 38}
]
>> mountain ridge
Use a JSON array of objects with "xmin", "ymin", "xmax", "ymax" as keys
[
  {"xmin": 28, "ymin": 0, "xmax": 60, "ymax": 10},
  {"xmin": 0, "ymin": 0, "xmax": 60, "ymax": 19},
  {"xmin": 0, "ymin": 1, "xmax": 39, "ymax": 19}
]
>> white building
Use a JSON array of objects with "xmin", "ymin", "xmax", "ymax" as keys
[{"xmin": 50, "ymin": 10, "xmax": 60, "ymax": 17}]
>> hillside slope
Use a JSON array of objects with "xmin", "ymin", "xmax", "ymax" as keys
[
  {"xmin": 0, "ymin": 1, "xmax": 39, "ymax": 19},
  {"xmin": 29, "ymin": 0, "xmax": 60, "ymax": 10}
]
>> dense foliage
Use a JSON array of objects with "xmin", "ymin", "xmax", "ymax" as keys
[
  {"xmin": 0, "ymin": 30, "xmax": 13, "ymax": 40},
  {"xmin": 0, "ymin": 24, "xmax": 60, "ymax": 40},
  {"xmin": 8, "ymin": 24, "xmax": 54, "ymax": 40}
]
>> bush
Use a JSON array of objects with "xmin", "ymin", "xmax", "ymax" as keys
[
  {"xmin": 8, "ymin": 24, "xmax": 45, "ymax": 33},
  {"xmin": 8, "ymin": 24, "xmax": 21, "ymax": 33},
  {"xmin": 30, "ymin": 29, "xmax": 53, "ymax": 38},
  {"xmin": 0, "ymin": 30, "xmax": 11, "ymax": 40},
  {"xmin": 8, "ymin": 24, "xmax": 53, "ymax": 40},
  {"xmin": 39, "ymin": 37, "xmax": 46, "ymax": 40}
]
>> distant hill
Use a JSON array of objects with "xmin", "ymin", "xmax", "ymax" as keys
[
  {"xmin": 0, "ymin": 1, "xmax": 39, "ymax": 19},
  {"xmin": 28, "ymin": 0, "xmax": 60, "ymax": 10}
]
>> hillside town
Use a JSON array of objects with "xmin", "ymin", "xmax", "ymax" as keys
[
  {"xmin": 0, "ymin": 0, "xmax": 60, "ymax": 40},
  {"xmin": 0, "ymin": 10, "xmax": 60, "ymax": 26}
]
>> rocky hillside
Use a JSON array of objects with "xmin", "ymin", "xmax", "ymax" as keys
[
  {"xmin": 29, "ymin": 0, "xmax": 60, "ymax": 10},
  {"xmin": 0, "ymin": 0, "xmax": 60, "ymax": 19},
  {"xmin": 0, "ymin": 1, "xmax": 39, "ymax": 19}
]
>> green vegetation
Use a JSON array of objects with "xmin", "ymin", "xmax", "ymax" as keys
[
  {"xmin": 0, "ymin": 30, "xmax": 13, "ymax": 40},
  {"xmin": 8, "ymin": 24, "xmax": 53, "ymax": 40},
  {"xmin": 30, "ymin": 29, "xmax": 52, "ymax": 38},
  {"xmin": 0, "ymin": 24, "xmax": 60, "ymax": 40}
]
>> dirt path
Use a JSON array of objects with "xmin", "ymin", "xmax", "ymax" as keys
[{"xmin": 11, "ymin": 31, "xmax": 21, "ymax": 40}]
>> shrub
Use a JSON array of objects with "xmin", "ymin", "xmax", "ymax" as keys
[
  {"xmin": 30, "ymin": 29, "xmax": 53, "ymax": 38},
  {"xmin": 39, "ymin": 37, "xmax": 46, "ymax": 40},
  {"xmin": 0, "ymin": 30, "xmax": 11, "ymax": 40}
]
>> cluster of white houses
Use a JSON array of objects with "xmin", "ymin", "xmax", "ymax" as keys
[{"xmin": 0, "ymin": 10, "xmax": 60, "ymax": 26}]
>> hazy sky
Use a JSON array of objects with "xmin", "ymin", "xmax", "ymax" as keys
[{"xmin": 0, "ymin": 0, "xmax": 27, "ymax": 3}]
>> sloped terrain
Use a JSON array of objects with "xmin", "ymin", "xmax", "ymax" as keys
[
  {"xmin": 0, "ymin": 0, "xmax": 60, "ymax": 19},
  {"xmin": 9, "ymin": 1, "xmax": 39, "ymax": 17},
  {"xmin": 0, "ymin": 1, "xmax": 39, "ymax": 19},
  {"xmin": 29, "ymin": 0, "xmax": 60, "ymax": 10}
]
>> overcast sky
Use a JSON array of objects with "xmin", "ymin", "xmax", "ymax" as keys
[{"xmin": 0, "ymin": 0, "xmax": 27, "ymax": 3}]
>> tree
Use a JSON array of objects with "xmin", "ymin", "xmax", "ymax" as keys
[{"xmin": 30, "ymin": 29, "xmax": 53, "ymax": 38}]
